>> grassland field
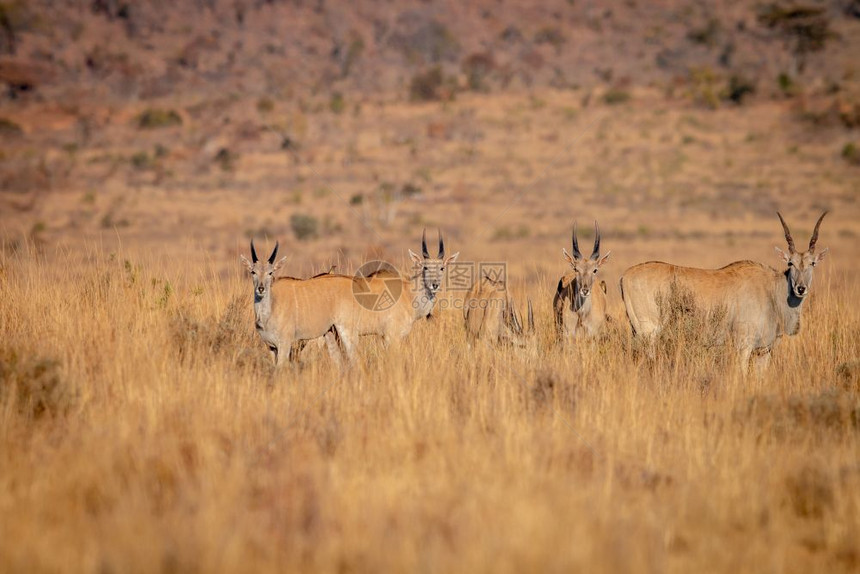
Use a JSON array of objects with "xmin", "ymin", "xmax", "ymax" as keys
[{"xmin": 1, "ymin": 85, "xmax": 860, "ymax": 572}]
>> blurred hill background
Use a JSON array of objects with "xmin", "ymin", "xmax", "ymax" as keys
[
  {"xmin": 0, "ymin": 0, "xmax": 858, "ymax": 272},
  {"xmin": 1, "ymin": 0, "xmax": 858, "ymax": 100},
  {"xmin": 0, "ymin": 0, "xmax": 860, "ymax": 100}
]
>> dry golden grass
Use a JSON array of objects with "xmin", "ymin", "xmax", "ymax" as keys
[
  {"xmin": 1, "ymin": 234, "xmax": 859, "ymax": 573},
  {"xmin": 2, "ymin": 77, "xmax": 860, "ymax": 572}
]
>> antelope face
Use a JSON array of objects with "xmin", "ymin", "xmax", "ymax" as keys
[
  {"xmin": 562, "ymin": 220, "xmax": 611, "ymax": 302},
  {"xmin": 421, "ymin": 260, "xmax": 447, "ymax": 294},
  {"xmin": 566, "ymin": 257, "xmax": 607, "ymax": 298},
  {"xmin": 784, "ymin": 251, "xmax": 825, "ymax": 299},
  {"xmin": 409, "ymin": 229, "xmax": 459, "ymax": 297},
  {"xmin": 240, "ymin": 241, "xmax": 287, "ymax": 301},
  {"xmin": 775, "ymin": 211, "xmax": 828, "ymax": 300}
]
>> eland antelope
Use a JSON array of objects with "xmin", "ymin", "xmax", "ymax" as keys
[
  {"xmin": 619, "ymin": 212, "xmax": 829, "ymax": 371},
  {"xmin": 553, "ymin": 221, "xmax": 612, "ymax": 340},
  {"xmin": 241, "ymin": 241, "xmax": 344, "ymax": 366},
  {"xmin": 344, "ymin": 229, "xmax": 459, "ymax": 350},
  {"xmin": 241, "ymin": 231, "xmax": 458, "ymax": 365},
  {"xmin": 464, "ymin": 272, "xmax": 534, "ymax": 345}
]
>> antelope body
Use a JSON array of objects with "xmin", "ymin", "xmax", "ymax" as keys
[
  {"xmin": 553, "ymin": 221, "xmax": 612, "ymax": 340},
  {"xmin": 464, "ymin": 273, "xmax": 534, "ymax": 344},
  {"xmin": 619, "ymin": 212, "xmax": 829, "ymax": 370}
]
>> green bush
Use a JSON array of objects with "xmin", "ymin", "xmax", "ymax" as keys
[
  {"xmin": 757, "ymin": 4, "xmax": 836, "ymax": 72},
  {"xmin": 330, "ymin": 92, "xmax": 346, "ymax": 114},
  {"xmin": 290, "ymin": 213, "xmax": 319, "ymax": 241},
  {"xmin": 462, "ymin": 52, "xmax": 495, "ymax": 92},
  {"xmin": 842, "ymin": 142, "xmax": 860, "ymax": 166},
  {"xmin": 602, "ymin": 89, "xmax": 631, "ymax": 105},
  {"xmin": 0, "ymin": 117, "xmax": 23, "ymax": 137},
  {"xmin": 214, "ymin": 148, "xmax": 237, "ymax": 172},
  {"xmin": 137, "ymin": 108, "xmax": 182, "ymax": 129},
  {"xmin": 687, "ymin": 18, "xmax": 721, "ymax": 47},
  {"xmin": 724, "ymin": 74, "xmax": 756, "ymax": 104},
  {"xmin": 256, "ymin": 97, "xmax": 274, "ymax": 113},
  {"xmin": 534, "ymin": 26, "xmax": 566, "ymax": 49},
  {"xmin": 130, "ymin": 151, "xmax": 152, "ymax": 170},
  {"xmin": 409, "ymin": 66, "xmax": 450, "ymax": 102},
  {"xmin": 0, "ymin": 347, "xmax": 75, "ymax": 419},
  {"xmin": 777, "ymin": 72, "xmax": 800, "ymax": 97}
]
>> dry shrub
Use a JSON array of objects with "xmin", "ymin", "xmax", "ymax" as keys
[
  {"xmin": 757, "ymin": 4, "xmax": 836, "ymax": 73},
  {"xmin": 525, "ymin": 368, "xmax": 580, "ymax": 416},
  {"xmin": 390, "ymin": 19, "xmax": 460, "ymax": 65},
  {"xmin": 843, "ymin": 143, "xmax": 860, "ymax": 167},
  {"xmin": 783, "ymin": 465, "xmax": 834, "ymax": 519},
  {"xmin": 0, "ymin": 346, "xmax": 75, "ymax": 418},
  {"xmin": 136, "ymin": 108, "xmax": 182, "ymax": 129},
  {"xmin": 169, "ymin": 296, "xmax": 267, "ymax": 371},
  {"xmin": 409, "ymin": 66, "xmax": 456, "ymax": 102},
  {"xmin": 461, "ymin": 52, "xmax": 495, "ymax": 92},
  {"xmin": 290, "ymin": 213, "xmax": 319, "ymax": 241},
  {"xmin": 651, "ymin": 280, "xmax": 730, "ymax": 373},
  {"xmin": 0, "ymin": 116, "xmax": 23, "ymax": 137},
  {"xmin": 836, "ymin": 359, "xmax": 860, "ymax": 390},
  {"xmin": 740, "ymin": 392, "xmax": 860, "ymax": 438},
  {"xmin": 796, "ymin": 96, "xmax": 860, "ymax": 130}
]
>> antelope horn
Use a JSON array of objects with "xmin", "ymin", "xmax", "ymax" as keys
[
  {"xmin": 808, "ymin": 211, "xmax": 828, "ymax": 253},
  {"xmin": 527, "ymin": 299, "xmax": 535, "ymax": 333},
  {"xmin": 268, "ymin": 241, "xmax": 279, "ymax": 264},
  {"xmin": 591, "ymin": 220, "xmax": 601, "ymax": 261},
  {"xmin": 777, "ymin": 212, "xmax": 796, "ymax": 253},
  {"xmin": 421, "ymin": 228, "xmax": 430, "ymax": 259},
  {"xmin": 510, "ymin": 300, "xmax": 523, "ymax": 334},
  {"xmin": 250, "ymin": 240, "xmax": 258, "ymax": 263},
  {"xmin": 438, "ymin": 229, "xmax": 445, "ymax": 259},
  {"xmin": 571, "ymin": 222, "xmax": 582, "ymax": 259}
]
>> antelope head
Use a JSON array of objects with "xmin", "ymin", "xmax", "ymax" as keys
[
  {"xmin": 409, "ymin": 229, "xmax": 459, "ymax": 297},
  {"xmin": 562, "ymin": 220, "xmax": 611, "ymax": 302},
  {"xmin": 240, "ymin": 240, "xmax": 288, "ymax": 301},
  {"xmin": 775, "ymin": 211, "xmax": 829, "ymax": 299}
]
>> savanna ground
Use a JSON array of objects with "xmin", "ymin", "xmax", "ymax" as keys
[
  {"xmin": 2, "ymin": 2, "xmax": 860, "ymax": 571},
  {"xmin": 2, "ymin": 87, "xmax": 860, "ymax": 573}
]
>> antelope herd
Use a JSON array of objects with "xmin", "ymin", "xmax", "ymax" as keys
[{"xmin": 242, "ymin": 212, "xmax": 830, "ymax": 374}]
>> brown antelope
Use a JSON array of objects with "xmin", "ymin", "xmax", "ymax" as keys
[
  {"xmin": 241, "ymin": 231, "xmax": 458, "ymax": 365},
  {"xmin": 240, "ymin": 241, "xmax": 344, "ymax": 366},
  {"xmin": 619, "ymin": 212, "xmax": 829, "ymax": 371},
  {"xmin": 553, "ymin": 221, "xmax": 612, "ymax": 341},
  {"xmin": 344, "ymin": 229, "xmax": 459, "ymax": 351},
  {"xmin": 464, "ymin": 272, "xmax": 534, "ymax": 345}
]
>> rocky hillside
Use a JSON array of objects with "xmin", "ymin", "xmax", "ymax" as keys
[{"xmin": 0, "ymin": 0, "xmax": 858, "ymax": 103}]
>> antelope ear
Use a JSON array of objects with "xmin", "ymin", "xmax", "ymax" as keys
[
  {"xmin": 600, "ymin": 280, "xmax": 607, "ymax": 294},
  {"xmin": 774, "ymin": 246, "xmax": 790, "ymax": 263},
  {"xmin": 562, "ymin": 248, "xmax": 576, "ymax": 266},
  {"xmin": 814, "ymin": 247, "xmax": 829, "ymax": 262},
  {"xmin": 240, "ymin": 254, "xmax": 254, "ymax": 271},
  {"xmin": 408, "ymin": 249, "xmax": 424, "ymax": 265},
  {"xmin": 597, "ymin": 251, "xmax": 612, "ymax": 266},
  {"xmin": 273, "ymin": 256, "xmax": 288, "ymax": 271},
  {"xmin": 443, "ymin": 252, "xmax": 459, "ymax": 265}
]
